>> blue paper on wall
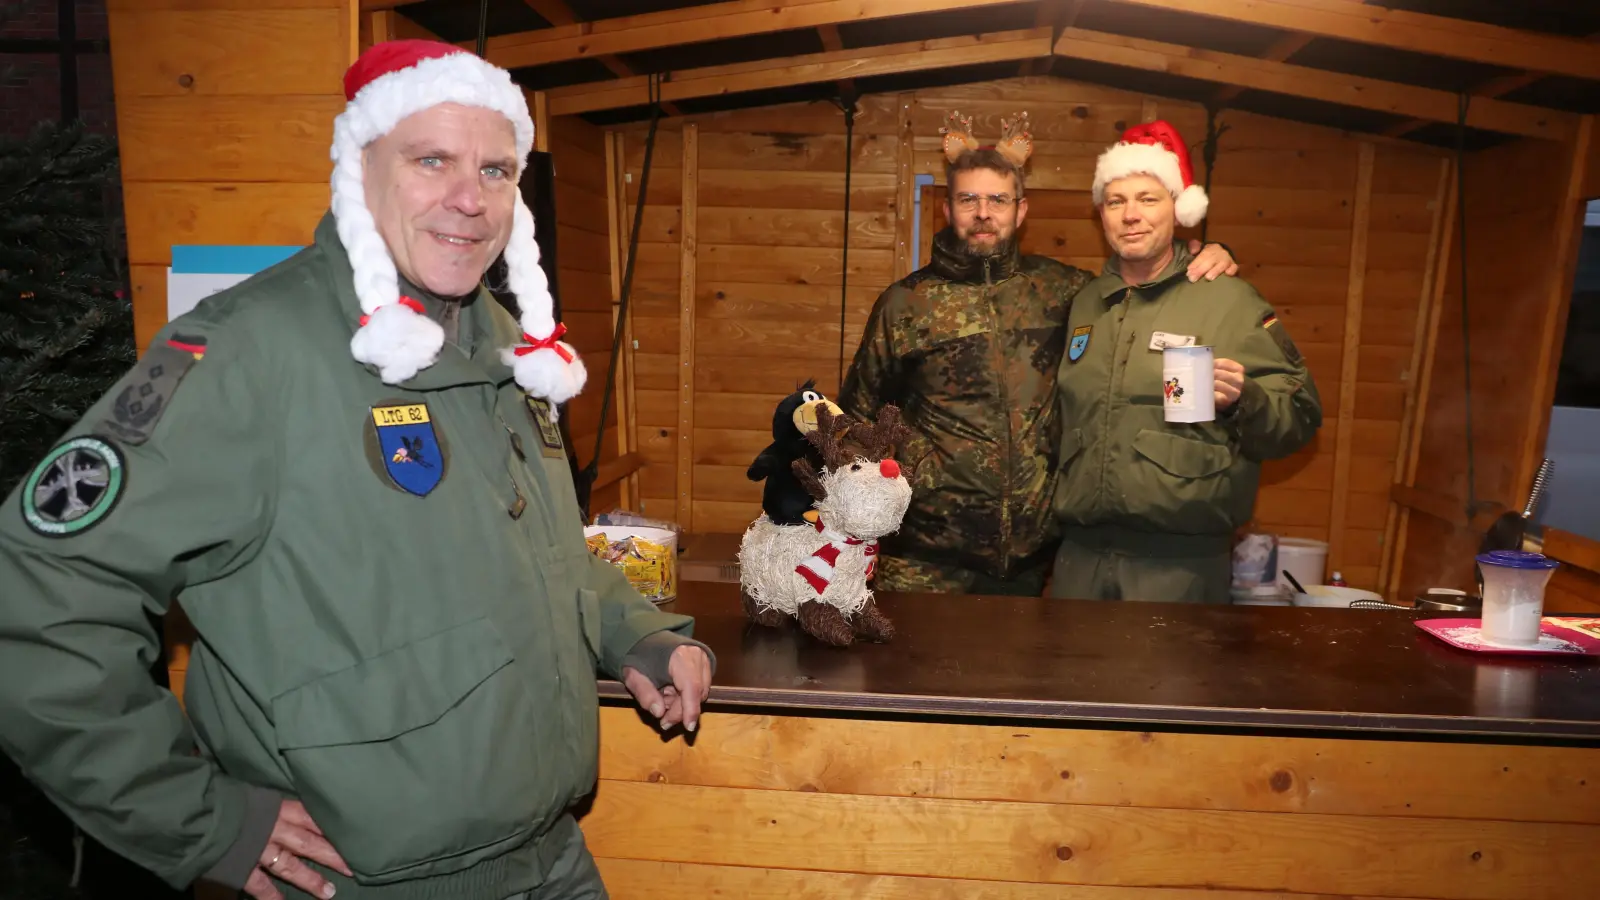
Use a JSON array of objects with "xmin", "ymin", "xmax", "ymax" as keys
[{"xmin": 166, "ymin": 245, "xmax": 303, "ymax": 322}]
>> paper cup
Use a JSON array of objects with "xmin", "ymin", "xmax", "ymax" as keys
[{"xmin": 1163, "ymin": 345, "xmax": 1215, "ymax": 423}]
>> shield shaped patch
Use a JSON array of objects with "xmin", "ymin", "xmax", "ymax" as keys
[
  {"xmin": 371, "ymin": 403, "xmax": 444, "ymax": 496},
  {"xmin": 1068, "ymin": 325, "xmax": 1092, "ymax": 362}
]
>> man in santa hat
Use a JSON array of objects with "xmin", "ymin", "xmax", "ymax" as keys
[
  {"xmin": 0, "ymin": 40, "xmax": 712, "ymax": 900},
  {"xmin": 1049, "ymin": 120, "xmax": 1323, "ymax": 603}
]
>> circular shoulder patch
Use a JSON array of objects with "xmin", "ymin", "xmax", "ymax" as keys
[{"xmin": 21, "ymin": 436, "xmax": 126, "ymax": 537}]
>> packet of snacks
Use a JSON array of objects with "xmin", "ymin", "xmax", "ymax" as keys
[{"xmin": 583, "ymin": 525, "xmax": 677, "ymax": 603}]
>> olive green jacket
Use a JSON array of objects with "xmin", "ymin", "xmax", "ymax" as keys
[
  {"xmin": 838, "ymin": 227, "xmax": 1094, "ymax": 579},
  {"xmin": 0, "ymin": 213, "xmax": 702, "ymax": 899},
  {"xmin": 1052, "ymin": 242, "xmax": 1322, "ymax": 541}
]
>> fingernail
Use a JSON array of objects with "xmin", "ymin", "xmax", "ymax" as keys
[
  {"xmin": 687, "ymin": 720, "xmax": 697, "ymax": 732},
  {"xmin": 323, "ymin": 886, "xmax": 337, "ymax": 899},
  {"xmin": 651, "ymin": 702, "xmax": 664, "ymax": 717}
]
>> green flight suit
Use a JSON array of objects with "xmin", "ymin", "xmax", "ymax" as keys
[
  {"xmin": 838, "ymin": 226, "xmax": 1094, "ymax": 595},
  {"xmin": 1049, "ymin": 242, "xmax": 1323, "ymax": 603},
  {"xmin": 0, "ymin": 212, "xmax": 708, "ymax": 900}
]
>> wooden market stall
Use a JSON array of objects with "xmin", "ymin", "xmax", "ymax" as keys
[{"xmin": 97, "ymin": 0, "xmax": 1600, "ymax": 898}]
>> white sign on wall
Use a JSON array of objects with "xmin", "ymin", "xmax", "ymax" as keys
[{"xmin": 166, "ymin": 245, "xmax": 303, "ymax": 322}]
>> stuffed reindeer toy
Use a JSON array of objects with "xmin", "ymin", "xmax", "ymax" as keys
[{"xmin": 738, "ymin": 405, "xmax": 914, "ymax": 647}]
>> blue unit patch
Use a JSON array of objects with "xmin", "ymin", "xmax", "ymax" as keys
[
  {"xmin": 371, "ymin": 402, "xmax": 444, "ymax": 496},
  {"xmin": 1068, "ymin": 324, "xmax": 1092, "ymax": 362}
]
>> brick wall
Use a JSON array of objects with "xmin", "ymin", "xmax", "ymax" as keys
[{"xmin": 0, "ymin": 0, "xmax": 116, "ymax": 138}]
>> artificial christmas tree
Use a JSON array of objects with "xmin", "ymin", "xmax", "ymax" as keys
[{"xmin": 0, "ymin": 119, "xmax": 133, "ymax": 497}]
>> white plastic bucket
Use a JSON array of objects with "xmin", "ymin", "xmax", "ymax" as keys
[
  {"xmin": 1275, "ymin": 537, "xmax": 1328, "ymax": 592},
  {"xmin": 584, "ymin": 525, "xmax": 678, "ymax": 603}
]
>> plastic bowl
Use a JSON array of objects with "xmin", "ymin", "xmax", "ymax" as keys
[{"xmin": 1291, "ymin": 584, "xmax": 1385, "ymax": 608}]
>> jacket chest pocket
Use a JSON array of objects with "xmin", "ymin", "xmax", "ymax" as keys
[{"xmin": 270, "ymin": 616, "xmax": 544, "ymax": 882}]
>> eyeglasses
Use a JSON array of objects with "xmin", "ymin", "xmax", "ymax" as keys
[{"xmin": 952, "ymin": 192, "xmax": 1018, "ymax": 212}]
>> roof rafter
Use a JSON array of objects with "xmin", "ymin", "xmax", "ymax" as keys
[
  {"xmin": 546, "ymin": 28, "xmax": 1052, "ymax": 115},
  {"xmin": 478, "ymin": 0, "xmax": 1035, "ymax": 70},
  {"xmin": 1020, "ymin": 0, "xmax": 1083, "ymax": 77},
  {"xmin": 1109, "ymin": 0, "xmax": 1600, "ymax": 83},
  {"xmin": 1383, "ymin": 30, "xmax": 1600, "ymax": 138},
  {"xmin": 1053, "ymin": 27, "xmax": 1576, "ymax": 141},
  {"xmin": 516, "ymin": 0, "xmax": 684, "ymax": 115},
  {"xmin": 1209, "ymin": 0, "xmax": 1371, "ymax": 107}
]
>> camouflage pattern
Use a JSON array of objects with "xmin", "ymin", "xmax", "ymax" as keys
[
  {"xmin": 839, "ymin": 225, "xmax": 1094, "ymax": 584},
  {"xmin": 1049, "ymin": 241, "xmax": 1323, "ymax": 602},
  {"xmin": 875, "ymin": 553, "xmax": 1049, "ymax": 597}
]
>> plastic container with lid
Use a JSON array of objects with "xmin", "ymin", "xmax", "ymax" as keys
[{"xmin": 1475, "ymin": 550, "xmax": 1559, "ymax": 646}]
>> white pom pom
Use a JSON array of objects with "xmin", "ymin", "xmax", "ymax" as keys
[
  {"xmin": 351, "ymin": 303, "xmax": 445, "ymax": 385},
  {"xmin": 1175, "ymin": 184, "xmax": 1210, "ymax": 228},
  {"xmin": 503, "ymin": 343, "xmax": 588, "ymax": 409}
]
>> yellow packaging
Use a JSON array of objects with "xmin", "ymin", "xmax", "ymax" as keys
[{"xmin": 583, "ymin": 529, "xmax": 677, "ymax": 603}]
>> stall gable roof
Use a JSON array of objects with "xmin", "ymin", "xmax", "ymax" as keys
[{"xmin": 381, "ymin": 0, "xmax": 1600, "ymax": 149}]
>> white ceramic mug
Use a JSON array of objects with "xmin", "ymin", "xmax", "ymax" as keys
[{"xmin": 1163, "ymin": 345, "xmax": 1215, "ymax": 423}]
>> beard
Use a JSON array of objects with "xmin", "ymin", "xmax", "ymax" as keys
[{"xmin": 959, "ymin": 227, "xmax": 1017, "ymax": 260}]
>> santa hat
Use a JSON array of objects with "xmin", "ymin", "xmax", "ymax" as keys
[
  {"xmin": 331, "ymin": 39, "xmax": 585, "ymax": 405},
  {"xmin": 1091, "ymin": 120, "xmax": 1209, "ymax": 228}
]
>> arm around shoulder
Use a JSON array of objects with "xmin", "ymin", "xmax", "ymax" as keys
[{"xmin": 0, "ymin": 319, "xmax": 284, "ymax": 890}]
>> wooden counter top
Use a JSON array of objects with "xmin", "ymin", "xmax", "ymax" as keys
[{"xmin": 599, "ymin": 582, "xmax": 1600, "ymax": 741}]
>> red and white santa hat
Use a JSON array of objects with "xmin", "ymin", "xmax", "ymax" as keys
[
  {"xmin": 1091, "ymin": 120, "xmax": 1209, "ymax": 228},
  {"xmin": 331, "ymin": 39, "xmax": 585, "ymax": 405}
]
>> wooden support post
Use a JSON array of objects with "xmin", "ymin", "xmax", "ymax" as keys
[
  {"xmin": 676, "ymin": 124, "xmax": 699, "ymax": 530},
  {"xmin": 1378, "ymin": 156, "xmax": 1453, "ymax": 594},
  {"xmin": 604, "ymin": 130, "xmax": 639, "ymax": 510},
  {"xmin": 1140, "ymin": 97, "xmax": 1158, "ymax": 123},
  {"xmin": 894, "ymin": 92, "xmax": 915, "ymax": 281},
  {"xmin": 1384, "ymin": 158, "xmax": 1459, "ymax": 601},
  {"xmin": 1326, "ymin": 141, "xmax": 1374, "ymax": 582},
  {"xmin": 1516, "ymin": 115, "xmax": 1595, "ymax": 501}
]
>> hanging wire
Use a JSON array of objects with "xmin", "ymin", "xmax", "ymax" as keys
[
  {"xmin": 581, "ymin": 74, "xmax": 663, "ymax": 518},
  {"xmin": 475, "ymin": 0, "xmax": 489, "ymax": 58},
  {"xmin": 1454, "ymin": 92, "xmax": 1480, "ymax": 520},
  {"xmin": 1198, "ymin": 105, "xmax": 1229, "ymax": 245}
]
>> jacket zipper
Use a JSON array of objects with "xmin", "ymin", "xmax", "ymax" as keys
[{"xmin": 985, "ymin": 257, "xmax": 1014, "ymax": 578}]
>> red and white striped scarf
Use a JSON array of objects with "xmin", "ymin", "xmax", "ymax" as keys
[{"xmin": 796, "ymin": 517, "xmax": 877, "ymax": 594}]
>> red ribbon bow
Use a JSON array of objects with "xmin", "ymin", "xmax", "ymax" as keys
[
  {"xmin": 514, "ymin": 322, "xmax": 573, "ymax": 363},
  {"xmin": 358, "ymin": 295, "xmax": 425, "ymax": 327}
]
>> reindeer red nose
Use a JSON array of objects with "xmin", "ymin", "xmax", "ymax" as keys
[{"xmin": 879, "ymin": 458, "xmax": 900, "ymax": 479}]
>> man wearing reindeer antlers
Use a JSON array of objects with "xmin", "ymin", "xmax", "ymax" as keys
[
  {"xmin": 0, "ymin": 40, "xmax": 711, "ymax": 900},
  {"xmin": 838, "ymin": 110, "xmax": 1239, "ymax": 597},
  {"xmin": 1049, "ymin": 120, "xmax": 1322, "ymax": 603}
]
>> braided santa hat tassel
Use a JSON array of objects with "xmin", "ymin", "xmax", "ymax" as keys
[{"xmin": 332, "ymin": 39, "xmax": 586, "ymax": 404}]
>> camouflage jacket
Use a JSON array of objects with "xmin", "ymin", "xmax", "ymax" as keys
[{"xmin": 839, "ymin": 226, "xmax": 1094, "ymax": 579}]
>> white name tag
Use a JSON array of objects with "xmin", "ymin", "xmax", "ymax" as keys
[{"xmin": 1150, "ymin": 331, "xmax": 1196, "ymax": 350}]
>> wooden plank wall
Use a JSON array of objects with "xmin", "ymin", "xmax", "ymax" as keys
[
  {"xmin": 617, "ymin": 76, "xmax": 1447, "ymax": 592},
  {"xmin": 584, "ymin": 705, "xmax": 1600, "ymax": 899},
  {"xmin": 109, "ymin": 0, "xmax": 356, "ymax": 353},
  {"xmin": 548, "ymin": 114, "xmax": 625, "ymax": 515},
  {"xmin": 1393, "ymin": 124, "xmax": 1597, "ymax": 607}
]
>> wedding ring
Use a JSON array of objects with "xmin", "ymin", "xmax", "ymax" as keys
[{"xmin": 268, "ymin": 850, "xmax": 282, "ymax": 868}]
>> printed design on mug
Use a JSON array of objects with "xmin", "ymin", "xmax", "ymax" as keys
[{"xmin": 1163, "ymin": 376, "xmax": 1186, "ymax": 404}]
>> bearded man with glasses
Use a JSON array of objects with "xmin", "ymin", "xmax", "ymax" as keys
[{"xmin": 838, "ymin": 112, "xmax": 1238, "ymax": 596}]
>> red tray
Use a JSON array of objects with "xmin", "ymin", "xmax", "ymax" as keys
[{"xmin": 1416, "ymin": 617, "xmax": 1600, "ymax": 657}]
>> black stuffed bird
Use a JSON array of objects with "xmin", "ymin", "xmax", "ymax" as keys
[{"xmin": 746, "ymin": 379, "xmax": 843, "ymax": 525}]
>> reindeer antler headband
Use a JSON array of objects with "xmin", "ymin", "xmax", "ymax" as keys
[{"xmin": 940, "ymin": 109, "xmax": 1034, "ymax": 168}]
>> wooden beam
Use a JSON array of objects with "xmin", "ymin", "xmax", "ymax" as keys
[
  {"xmin": 1516, "ymin": 115, "xmax": 1596, "ymax": 512},
  {"xmin": 518, "ymin": 0, "xmax": 684, "ymax": 114},
  {"xmin": 815, "ymin": 23, "xmax": 856, "ymax": 99},
  {"xmin": 1019, "ymin": 0, "xmax": 1082, "ymax": 77},
  {"xmin": 593, "ymin": 451, "xmax": 645, "ymax": 491},
  {"xmin": 1051, "ymin": 28, "xmax": 1577, "ymax": 140},
  {"xmin": 369, "ymin": 10, "xmax": 441, "ymax": 44},
  {"xmin": 676, "ymin": 124, "xmax": 699, "ymax": 530},
  {"xmin": 604, "ymin": 131, "xmax": 641, "ymax": 510},
  {"xmin": 1385, "ymin": 32, "xmax": 1600, "ymax": 140},
  {"xmin": 548, "ymin": 28, "xmax": 1051, "ymax": 116},
  {"xmin": 1108, "ymin": 0, "xmax": 1600, "ymax": 82},
  {"xmin": 1546, "ymin": 527, "xmax": 1600, "ymax": 576},
  {"xmin": 1378, "ymin": 156, "xmax": 1452, "ymax": 595},
  {"xmin": 1209, "ymin": 0, "xmax": 1376, "ymax": 106},
  {"xmin": 1326, "ymin": 140, "xmax": 1374, "ymax": 581},
  {"xmin": 481, "ymin": 0, "xmax": 1030, "ymax": 70},
  {"xmin": 893, "ymin": 91, "xmax": 915, "ymax": 280}
]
